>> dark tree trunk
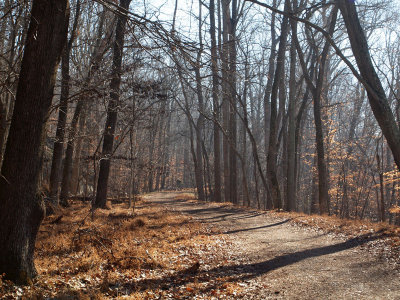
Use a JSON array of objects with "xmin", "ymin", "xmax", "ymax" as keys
[
  {"xmin": 228, "ymin": 0, "xmax": 238, "ymax": 204},
  {"xmin": 161, "ymin": 108, "xmax": 172, "ymax": 189},
  {"xmin": 194, "ymin": 1, "xmax": 205, "ymax": 201},
  {"xmin": 263, "ymin": 0, "xmax": 277, "ymax": 209},
  {"xmin": 209, "ymin": 0, "xmax": 221, "ymax": 202},
  {"xmin": 49, "ymin": 49, "xmax": 70, "ymax": 204},
  {"xmin": 221, "ymin": 0, "xmax": 230, "ymax": 202},
  {"xmin": 267, "ymin": 0, "xmax": 289, "ymax": 209},
  {"xmin": 286, "ymin": 30, "xmax": 297, "ymax": 211},
  {"xmin": 311, "ymin": 7, "xmax": 338, "ymax": 214},
  {"xmin": 94, "ymin": 0, "xmax": 131, "ymax": 208},
  {"xmin": 70, "ymin": 113, "xmax": 85, "ymax": 194},
  {"xmin": 59, "ymin": 102, "xmax": 86, "ymax": 206},
  {"xmin": 48, "ymin": 1, "xmax": 80, "ymax": 205},
  {"xmin": 337, "ymin": 0, "xmax": 400, "ymax": 172},
  {"xmin": 0, "ymin": 0, "xmax": 69, "ymax": 284},
  {"xmin": 263, "ymin": 0, "xmax": 277, "ymax": 168},
  {"xmin": 291, "ymin": 6, "xmax": 338, "ymax": 214},
  {"xmin": 59, "ymin": 9, "xmax": 109, "ymax": 206}
]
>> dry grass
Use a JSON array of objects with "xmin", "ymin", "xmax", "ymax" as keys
[
  {"xmin": 0, "ymin": 198, "xmax": 230, "ymax": 299},
  {"xmin": 173, "ymin": 192, "xmax": 197, "ymax": 201}
]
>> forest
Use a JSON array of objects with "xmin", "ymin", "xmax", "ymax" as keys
[{"xmin": 1, "ymin": 0, "xmax": 400, "ymax": 298}]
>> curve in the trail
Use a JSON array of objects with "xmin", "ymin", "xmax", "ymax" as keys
[{"xmin": 145, "ymin": 192, "xmax": 400, "ymax": 300}]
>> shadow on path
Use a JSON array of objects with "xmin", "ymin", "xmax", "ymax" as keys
[
  {"xmin": 149, "ymin": 197, "xmax": 266, "ymax": 223},
  {"xmin": 124, "ymin": 232, "xmax": 382, "ymax": 294},
  {"xmin": 223, "ymin": 219, "xmax": 290, "ymax": 234}
]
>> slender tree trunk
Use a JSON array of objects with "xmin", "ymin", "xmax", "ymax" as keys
[
  {"xmin": 286, "ymin": 32, "xmax": 297, "ymax": 211},
  {"xmin": 59, "ymin": 9, "xmax": 110, "ymax": 206},
  {"xmin": 0, "ymin": 0, "xmax": 69, "ymax": 283},
  {"xmin": 312, "ymin": 8, "xmax": 338, "ymax": 214},
  {"xmin": 267, "ymin": 0, "xmax": 290, "ymax": 209},
  {"xmin": 291, "ymin": 6, "xmax": 338, "ymax": 214},
  {"xmin": 228, "ymin": 0, "xmax": 238, "ymax": 204},
  {"xmin": 59, "ymin": 101, "xmax": 86, "ymax": 206},
  {"xmin": 183, "ymin": 144, "xmax": 190, "ymax": 187},
  {"xmin": 210, "ymin": 0, "xmax": 221, "ymax": 202},
  {"xmin": 221, "ymin": 0, "xmax": 230, "ymax": 202},
  {"xmin": 242, "ymin": 55, "xmax": 250, "ymax": 206},
  {"xmin": 263, "ymin": 0, "xmax": 277, "ymax": 209},
  {"xmin": 94, "ymin": 0, "xmax": 131, "ymax": 208},
  {"xmin": 49, "ymin": 50, "xmax": 70, "ymax": 204},
  {"xmin": 161, "ymin": 109, "xmax": 172, "ymax": 189},
  {"xmin": 147, "ymin": 121, "xmax": 157, "ymax": 192},
  {"xmin": 376, "ymin": 142, "xmax": 386, "ymax": 222},
  {"xmin": 48, "ymin": 0, "xmax": 80, "ymax": 205},
  {"xmin": 70, "ymin": 112, "xmax": 86, "ymax": 194},
  {"xmin": 264, "ymin": 0, "xmax": 277, "ymax": 159},
  {"xmin": 194, "ymin": 1, "xmax": 206, "ymax": 201}
]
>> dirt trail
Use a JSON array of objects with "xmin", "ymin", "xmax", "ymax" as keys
[{"xmin": 144, "ymin": 192, "xmax": 400, "ymax": 299}]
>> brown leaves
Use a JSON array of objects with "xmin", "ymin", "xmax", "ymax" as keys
[{"xmin": 1, "ymin": 200, "xmax": 238, "ymax": 299}]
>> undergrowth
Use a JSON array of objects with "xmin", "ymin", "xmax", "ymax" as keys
[{"xmin": 0, "ymin": 198, "xmax": 235, "ymax": 299}]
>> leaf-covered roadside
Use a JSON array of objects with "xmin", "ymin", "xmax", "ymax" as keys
[
  {"xmin": 268, "ymin": 210, "xmax": 400, "ymax": 266},
  {"xmin": 0, "ymin": 197, "xmax": 244, "ymax": 299}
]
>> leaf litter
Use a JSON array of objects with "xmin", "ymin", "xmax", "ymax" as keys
[{"xmin": 0, "ymin": 197, "xmax": 243, "ymax": 299}]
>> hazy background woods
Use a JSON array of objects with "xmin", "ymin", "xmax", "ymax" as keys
[{"xmin": 1, "ymin": 0, "xmax": 400, "ymax": 222}]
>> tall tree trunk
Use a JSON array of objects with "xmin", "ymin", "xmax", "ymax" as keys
[
  {"xmin": 94, "ymin": 0, "xmax": 131, "ymax": 208},
  {"xmin": 70, "ymin": 112, "xmax": 86, "ymax": 194},
  {"xmin": 183, "ymin": 143, "xmax": 190, "ymax": 187},
  {"xmin": 286, "ymin": 30, "xmax": 297, "ymax": 211},
  {"xmin": 221, "ymin": 0, "xmax": 230, "ymax": 202},
  {"xmin": 161, "ymin": 107, "xmax": 172, "ymax": 189},
  {"xmin": 59, "ymin": 9, "xmax": 110, "ymax": 206},
  {"xmin": 59, "ymin": 101, "xmax": 86, "ymax": 206},
  {"xmin": 242, "ymin": 54, "xmax": 250, "ymax": 206},
  {"xmin": 311, "ymin": 8, "xmax": 338, "ymax": 214},
  {"xmin": 337, "ymin": 0, "xmax": 400, "ymax": 172},
  {"xmin": 0, "ymin": 0, "xmax": 69, "ymax": 283},
  {"xmin": 194, "ymin": 0, "xmax": 205, "ymax": 201},
  {"xmin": 263, "ymin": 0, "xmax": 277, "ymax": 209},
  {"xmin": 228, "ymin": 0, "xmax": 238, "ymax": 204},
  {"xmin": 291, "ymin": 6, "xmax": 338, "ymax": 214},
  {"xmin": 210, "ymin": 0, "xmax": 221, "ymax": 202},
  {"xmin": 147, "ymin": 121, "xmax": 157, "ymax": 192},
  {"xmin": 376, "ymin": 141, "xmax": 386, "ymax": 222},
  {"xmin": 267, "ymin": 0, "xmax": 289, "ymax": 209},
  {"xmin": 48, "ymin": 0, "xmax": 81, "ymax": 205}
]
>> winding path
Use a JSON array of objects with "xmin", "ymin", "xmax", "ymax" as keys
[{"xmin": 144, "ymin": 192, "xmax": 400, "ymax": 299}]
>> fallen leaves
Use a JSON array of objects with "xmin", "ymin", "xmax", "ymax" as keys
[{"xmin": 0, "ymin": 198, "xmax": 246, "ymax": 299}]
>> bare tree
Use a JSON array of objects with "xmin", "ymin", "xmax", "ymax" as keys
[{"xmin": 0, "ymin": 0, "xmax": 69, "ymax": 283}]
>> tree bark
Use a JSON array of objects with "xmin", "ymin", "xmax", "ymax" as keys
[
  {"xmin": 194, "ymin": 0, "xmax": 205, "ymax": 201},
  {"xmin": 0, "ymin": 0, "xmax": 69, "ymax": 283},
  {"xmin": 49, "ymin": 0, "xmax": 81, "ymax": 205},
  {"xmin": 59, "ymin": 9, "xmax": 111, "ymax": 206},
  {"xmin": 210, "ymin": 0, "xmax": 222, "ymax": 202},
  {"xmin": 290, "ymin": 6, "xmax": 338, "ymax": 214},
  {"xmin": 337, "ymin": 0, "xmax": 400, "ymax": 172},
  {"xmin": 94, "ymin": 0, "xmax": 131, "ymax": 208},
  {"xmin": 267, "ymin": 0, "xmax": 289, "ymax": 209},
  {"xmin": 229, "ymin": 0, "xmax": 238, "ymax": 204},
  {"xmin": 286, "ymin": 30, "xmax": 297, "ymax": 211},
  {"xmin": 221, "ymin": 0, "xmax": 230, "ymax": 202}
]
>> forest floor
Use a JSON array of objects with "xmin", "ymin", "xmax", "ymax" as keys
[{"xmin": 1, "ymin": 191, "xmax": 400, "ymax": 299}]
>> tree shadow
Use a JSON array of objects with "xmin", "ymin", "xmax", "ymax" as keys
[
  {"xmin": 223, "ymin": 219, "xmax": 291, "ymax": 234},
  {"xmin": 174, "ymin": 206, "xmax": 266, "ymax": 222},
  {"xmin": 120, "ymin": 232, "xmax": 382, "ymax": 294}
]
